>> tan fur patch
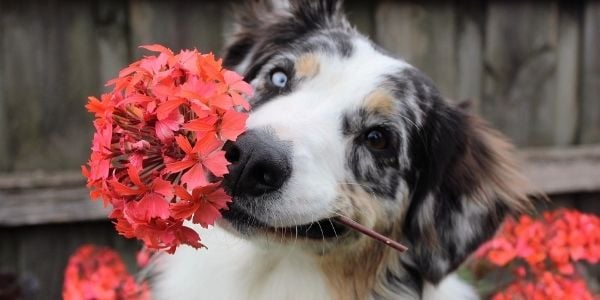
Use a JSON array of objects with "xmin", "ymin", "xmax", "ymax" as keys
[
  {"xmin": 364, "ymin": 89, "xmax": 395, "ymax": 115},
  {"xmin": 314, "ymin": 114, "xmax": 534, "ymax": 299},
  {"xmin": 295, "ymin": 53, "xmax": 320, "ymax": 78},
  {"xmin": 317, "ymin": 184, "xmax": 406, "ymax": 300},
  {"xmin": 319, "ymin": 240, "xmax": 389, "ymax": 300}
]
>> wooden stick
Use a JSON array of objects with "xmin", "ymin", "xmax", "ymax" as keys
[{"xmin": 334, "ymin": 215, "xmax": 408, "ymax": 253}]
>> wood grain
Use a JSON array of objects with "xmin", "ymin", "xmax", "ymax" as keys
[
  {"xmin": 1, "ymin": 1, "xmax": 101, "ymax": 171},
  {"xmin": 580, "ymin": 1, "xmax": 600, "ymax": 143},
  {"xmin": 129, "ymin": 0, "xmax": 225, "ymax": 57},
  {"xmin": 96, "ymin": 0, "xmax": 131, "ymax": 89},
  {"xmin": 521, "ymin": 145, "xmax": 600, "ymax": 195},
  {"xmin": 482, "ymin": 1, "xmax": 561, "ymax": 147},
  {"xmin": 0, "ymin": 170, "xmax": 83, "ymax": 190},
  {"xmin": 456, "ymin": 1, "xmax": 485, "ymax": 111},
  {"xmin": 0, "ymin": 187, "xmax": 109, "ymax": 226},
  {"xmin": 553, "ymin": 1, "xmax": 580, "ymax": 146},
  {"xmin": 0, "ymin": 229, "xmax": 18, "ymax": 273},
  {"xmin": 375, "ymin": 1, "xmax": 459, "ymax": 100},
  {"xmin": 0, "ymin": 0, "xmax": 8, "ymax": 171}
]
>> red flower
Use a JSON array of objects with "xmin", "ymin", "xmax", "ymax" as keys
[
  {"xmin": 223, "ymin": 70, "xmax": 253, "ymax": 110},
  {"xmin": 171, "ymin": 183, "xmax": 232, "ymax": 228},
  {"xmin": 63, "ymin": 245, "xmax": 150, "ymax": 300},
  {"xmin": 486, "ymin": 238, "xmax": 516, "ymax": 266},
  {"xmin": 82, "ymin": 45, "xmax": 252, "ymax": 253},
  {"xmin": 155, "ymin": 108, "xmax": 184, "ymax": 142},
  {"xmin": 473, "ymin": 209, "xmax": 600, "ymax": 299},
  {"xmin": 86, "ymin": 94, "xmax": 114, "ymax": 121},
  {"xmin": 164, "ymin": 134, "xmax": 229, "ymax": 190},
  {"xmin": 491, "ymin": 272, "xmax": 596, "ymax": 300}
]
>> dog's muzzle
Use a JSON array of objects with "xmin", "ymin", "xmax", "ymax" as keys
[
  {"xmin": 221, "ymin": 129, "xmax": 349, "ymax": 240},
  {"xmin": 222, "ymin": 129, "xmax": 292, "ymax": 197}
]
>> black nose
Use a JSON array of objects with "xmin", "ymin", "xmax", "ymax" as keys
[{"xmin": 223, "ymin": 130, "xmax": 292, "ymax": 197}]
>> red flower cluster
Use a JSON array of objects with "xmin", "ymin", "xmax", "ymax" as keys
[
  {"xmin": 492, "ymin": 273, "xmax": 593, "ymax": 300},
  {"xmin": 63, "ymin": 245, "xmax": 150, "ymax": 300},
  {"xmin": 474, "ymin": 209, "xmax": 600, "ymax": 299},
  {"xmin": 82, "ymin": 45, "xmax": 252, "ymax": 253}
]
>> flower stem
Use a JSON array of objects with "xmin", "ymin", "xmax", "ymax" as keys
[{"xmin": 334, "ymin": 215, "xmax": 408, "ymax": 253}]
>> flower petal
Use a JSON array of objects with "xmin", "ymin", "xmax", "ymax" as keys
[
  {"xmin": 181, "ymin": 164, "xmax": 208, "ymax": 190},
  {"xmin": 203, "ymin": 150, "xmax": 229, "ymax": 177},
  {"xmin": 192, "ymin": 201, "xmax": 222, "ymax": 228},
  {"xmin": 174, "ymin": 135, "xmax": 194, "ymax": 154},
  {"xmin": 136, "ymin": 193, "xmax": 170, "ymax": 220}
]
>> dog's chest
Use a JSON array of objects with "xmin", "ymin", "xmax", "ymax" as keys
[{"xmin": 151, "ymin": 226, "xmax": 332, "ymax": 300}]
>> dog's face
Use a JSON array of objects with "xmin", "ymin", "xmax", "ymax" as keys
[
  {"xmin": 220, "ymin": 0, "xmax": 530, "ymax": 284},
  {"xmin": 221, "ymin": 1, "xmax": 412, "ymax": 241}
]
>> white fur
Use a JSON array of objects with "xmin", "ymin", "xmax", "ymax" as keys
[
  {"xmin": 244, "ymin": 38, "xmax": 410, "ymax": 227},
  {"xmin": 151, "ymin": 225, "xmax": 331, "ymax": 300},
  {"xmin": 152, "ymin": 225, "xmax": 479, "ymax": 300},
  {"xmin": 152, "ymin": 31, "xmax": 480, "ymax": 300}
]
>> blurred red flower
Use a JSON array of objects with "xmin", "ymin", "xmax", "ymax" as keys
[
  {"xmin": 474, "ymin": 209, "xmax": 600, "ymax": 299},
  {"xmin": 82, "ymin": 45, "xmax": 252, "ymax": 253},
  {"xmin": 63, "ymin": 245, "xmax": 150, "ymax": 300}
]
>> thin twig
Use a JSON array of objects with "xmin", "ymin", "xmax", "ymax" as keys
[{"xmin": 334, "ymin": 215, "xmax": 408, "ymax": 253}]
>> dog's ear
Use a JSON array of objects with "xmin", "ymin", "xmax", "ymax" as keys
[
  {"xmin": 222, "ymin": 0, "xmax": 347, "ymax": 73},
  {"xmin": 400, "ymin": 87, "xmax": 532, "ymax": 284}
]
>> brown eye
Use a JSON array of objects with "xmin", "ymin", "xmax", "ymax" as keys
[{"xmin": 365, "ymin": 128, "xmax": 389, "ymax": 150}]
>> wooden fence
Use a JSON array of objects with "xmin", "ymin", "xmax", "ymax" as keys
[{"xmin": 0, "ymin": 0, "xmax": 599, "ymax": 299}]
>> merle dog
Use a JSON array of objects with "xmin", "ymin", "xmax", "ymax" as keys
[{"xmin": 152, "ymin": 1, "xmax": 531, "ymax": 299}]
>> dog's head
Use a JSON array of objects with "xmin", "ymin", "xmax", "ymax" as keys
[{"xmin": 220, "ymin": 0, "xmax": 531, "ymax": 284}]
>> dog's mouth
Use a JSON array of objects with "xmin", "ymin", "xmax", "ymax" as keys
[{"xmin": 222, "ymin": 206, "xmax": 349, "ymax": 239}]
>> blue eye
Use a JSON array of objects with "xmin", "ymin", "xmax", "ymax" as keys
[{"xmin": 270, "ymin": 70, "xmax": 288, "ymax": 88}]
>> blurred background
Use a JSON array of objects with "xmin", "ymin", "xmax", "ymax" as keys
[{"xmin": 0, "ymin": 0, "xmax": 599, "ymax": 299}]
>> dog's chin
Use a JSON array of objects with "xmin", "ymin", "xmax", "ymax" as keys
[{"xmin": 221, "ymin": 205, "xmax": 349, "ymax": 241}]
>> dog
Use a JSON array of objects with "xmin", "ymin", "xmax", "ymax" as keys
[{"xmin": 151, "ymin": 1, "xmax": 531, "ymax": 299}]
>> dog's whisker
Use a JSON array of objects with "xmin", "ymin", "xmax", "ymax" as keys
[
  {"xmin": 315, "ymin": 220, "xmax": 327, "ymax": 255},
  {"xmin": 326, "ymin": 218, "xmax": 339, "ymax": 240}
]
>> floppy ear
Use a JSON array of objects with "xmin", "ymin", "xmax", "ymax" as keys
[
  {"xmin": 222, "ymin": 0, "xmax": 347, "ymax": 72},
  {"xmin": 400, "ymin": 93, "xmax": 532, "ymax": 284}
]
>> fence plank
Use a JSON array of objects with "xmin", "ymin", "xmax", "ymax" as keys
[
  {"xmin": 1, "ymin": 1, "xmax": 43, "ymax": 171},
  {"xmin": 0, "ymin": 1, "xmax": 9, "ymax": 171},
  {"xmin": 0, "ymin": 170, "xmax": 83, "ymax": 190},
  {"xmin": 520, "ymin": 145, "xmax": 600, "ymax": 195},
  {"xmin": 129, "ymin": 0, "xmax": 226, "ymax": 58},
  {"xmin": 375, "ymin": 1, "xmax": 459, "ymax": 100},
  {"xmin": 0, "ymin": 229, "xmax": 18, "ymax": 273},
  {"xmin": 456, "ymin": 1, "xmax": 485, "ymax": 110},
  {"xmin": 482, "ymin": 2, "xmax": 561, "ymax": 147},
  {"xmin": 0, "ymin": 1, "xmax": 111, "ymax": 172},
  {"xmin": 96, "ymin": 0, "xmax": 131, "ymax": 89},
  {"xmin": 580, "ymin": 1, "xmax": 600, "ymax": 143},
  {"xmin": 0, "ymin": 187, "xmax": 109, "ymax": 226},
  {"xmin": 553, "ymin": 1, "xmax": 581, "ymax": 146}
]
